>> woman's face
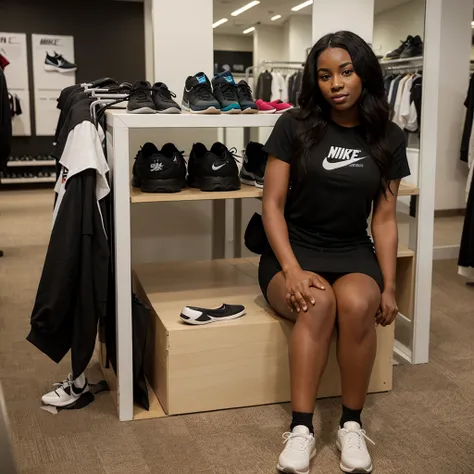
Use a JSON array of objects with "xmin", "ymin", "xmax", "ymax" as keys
[{"xmin": 316, "ymin": 47, "xmax": 363, "ymax": 112}]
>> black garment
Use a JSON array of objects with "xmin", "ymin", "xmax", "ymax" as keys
[
  {"xmin": 340, "ymin": 405, "xmax": 363, "ymax": 428},
  {"xmin": 27, "ymin": 169, "xmax": 110, "ymax": 379},
  {"xmin": 389, "ymin": 75, "xmax": 402, "ymax": 109},
  {"xmin": 410, "ymin": 76, "xmax": 423, "ymax": 128},
  {"xmin": 259, "ymin": 113, "xmax": 410, "ymax": 294},
  {"xmin": 461, "ymin": 74, "xmax": 474, "ymax": 163},
  {"xmin": 287, "ymin": 73, "xmax": 296, "ymax": 104},
  {"xmin": 256, "ymin": 71, "xmax": 273, "ymax": 101},
  {"xmin": 291, "ymin": 71, "xmax": 303, "ymax": 106},
  {"xmin": 458, "ymin": 173, "xmax": 474, "ymax": 274},
  {"xmin": 8, "ymin": 93, "xmax": 22, "ymax": 117},
  {"xmin": 0, "ymin": 68, "xmax": 11, "ymax": 171}
]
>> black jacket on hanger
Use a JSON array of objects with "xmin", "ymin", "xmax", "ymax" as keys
[
  {"xmin": 460, "ymin": 74, "xmax": 474, "ymax": 163},
  {"xmin": 458, "ymin": 174, "xmax": 474, "ymax": 275},
  {"xmin": 256, "ymin": 71, "xmax": 273, "ymax": 101},
  {"xmin": 0, "ymin": 68, "xmax": 11, "ymax": 171}
]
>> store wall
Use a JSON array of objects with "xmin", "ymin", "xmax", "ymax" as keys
[
  {"xmin": 0, "ymin": 0, "xmax": 145, "ymax": 154},
  {"xmin": 286, "ymin": 16, "xmax": 312, "ymax": 62},
  {"xmin": 372, "ymin": 0, "xmax": 425, "ymax": 56},
  {"xmin": 253, "ymin": 25, "xmax": 285, "ymax": 66},
  {"xmin": 214, "ymin": 34, "xmax": 253, "ymax": 52}
]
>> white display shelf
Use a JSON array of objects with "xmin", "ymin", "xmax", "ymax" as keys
[
  {"xmin": 106, "ymin": 109, "xmax": 280, "ymax": 129},
  {"xmin": 1, "ymin": 177, "xmax": 55, "ymax": 184},
  {"xmin": 7, "ymin": 160, "xmax": 56, "ymax": 167},
  {"xmin": 379, "ymin": 56, "xmax": 423, "ymax": 65}
]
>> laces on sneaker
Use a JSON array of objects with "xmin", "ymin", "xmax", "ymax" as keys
[
  {"xmin": 219, "ymin": 83, "xmax": 238, "ymax": 100},
  {"xmin": 341, "ymin": 428, "xmax": 375, "ymax": 450},
  {"xmin": 53, "ymin": 376, "xmax": 73, "ymax": 396},
  {"xmin": 193, "ymin": 84, "xmax": 215, "ymax": 100},
  {"xmin": 239, "ymin": 83, "xmax": 254, "ymax": 101},
  {"xmin": 155, "ymin": 85, "xmax": 176, "ymax": 100},
  {"xmin": 282, "ymin": 432, "xmax": 312, "ymax": 452}
]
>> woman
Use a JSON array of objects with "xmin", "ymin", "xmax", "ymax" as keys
[{"xmin": 260, "ymin": 31, "xmax": 410, "ymax": 474}]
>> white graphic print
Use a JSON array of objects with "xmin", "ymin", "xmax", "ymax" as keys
[
  {"xmin": 150, "ymin": 161, "xmax": 164, "ymax": 172},
  {"xmin": 322, "ymin": 146, "xmax": 368, "ymax": 171},
  {"xmin": 212, "ymin": 162, "xmax": 227, "ymax": 171}
]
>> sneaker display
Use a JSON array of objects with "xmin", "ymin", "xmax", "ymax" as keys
[
  {"xmin": 268, "ymin": 99, "xmax": 294, "ymax": 114},
  {"xmin": 188, "ymin": 142, "xmax": 240, "ymax": 191},
  {"xmin": 212, "ymin": 71, "xmax": 241, "ymax": 114},
  {"xmin": 336, "ymin": 422, "xmax": 375, "ymax": 473},
  {"xmin": 180, "ymin": 303, "xmax": 245, "ymax": 325},
  {"xmin": 152, "ymin": 82, "xmax": 181, "ymax": 114},
  {"xmin": 127, "ymin": 81, "xmax": 156, "ymax": 114},
  {"xmin": 400, "ymin": 35, "xmax": 423, "ymax": 58},
  {"xmin": 384, "ymin": 35, "xmax": 413, "ymax": 60},
  {"xmin": 182, "ymin": 73, "xmax": 221, "ymax": 114},
  {"xmin": 277, "ymin": 425, "xmax": 316, "ymax": 474},
  {"xmin": 41, "ymin": 374, "xmax": 89, "ymax": 407},
  {"xmin": 237, "ymin": 80, "xmax": 258, "ymax": 114},
  {"xmin": 44, "ymin": 52, "xmax": 77, "ymax": 73},
  {"xmin": 240, "ymin": 141, "xmax": 267, "ymax": 189},
  {"xmin": 256, "ymin": 99, "xmax": 276, "ymax": 114},
  {"xmin": 132, "ymin": 142, "xmax": 186, "ymax": 193}
]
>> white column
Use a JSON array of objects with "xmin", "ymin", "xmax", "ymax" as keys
[
  {"xmin": 150, "ymin": 0, "xmax": 213, "ymax": 102},
  {"xmin": 253, "ymin": 25, "xmax": 285, "ymax": 66},
  {"xmin": 312, "ymin": 0, "xmax": 375, "ymax": 43},
  {"xmin": 143, "ymin": 0, "xmax": 155, "ymax": 84},
  {"xmin": 286, "ymin": 16, "xmax": 312, "ymax": 62}
]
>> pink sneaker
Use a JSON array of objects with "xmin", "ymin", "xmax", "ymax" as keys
[
  {"xmin": 256, "ymin": 99, "xmax": 276, "ymax": 114},
  {"xmin": 268, "ymin": 100, "xmax": 294, "ymax": 113}
]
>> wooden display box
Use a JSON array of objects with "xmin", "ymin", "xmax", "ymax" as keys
[{"xmin": 133, "ymin": 250, "xmax": 414, "ymax": 417}]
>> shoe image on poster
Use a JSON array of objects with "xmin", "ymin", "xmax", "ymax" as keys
[{"xmin": 44, "ymin": 52, "xmax": 77, "ymax": 73}]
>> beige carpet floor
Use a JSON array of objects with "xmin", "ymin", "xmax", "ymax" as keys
[{"xmin": 1, "ymin": 188, "xmax": 474, "ymax": 474}]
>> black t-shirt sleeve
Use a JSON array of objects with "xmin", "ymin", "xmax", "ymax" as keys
[
  {"xmin": 263, "ymin": 112, "xmax": 297, "ymax": 164},
  {"xmin": 386, "ymin": 123, "xmax": 410, "ymax": 180}
]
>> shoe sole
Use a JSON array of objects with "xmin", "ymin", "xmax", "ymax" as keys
[
  {"xmin": 155, "ymin": 107, "xmax": 181, "ymax": 114},
  {"xmin": 336, "ymin": 441, "xmax": 372, "ymax": 473},
  {"xmin": 221, "ymin": 108, "xmax": 242, "ymax": 114},
  {"xmin": 127, "ymin": 107, "xmax": 156, "ymax": 114},
  {"xmin": 182, "ymin": 103, "xmax": 221, "ymax": 114},
  {"xmin": 44, "ymin": 64, "xmax": 77, "ymax": 73},
  {"xmin": 240, "ymin": 176, "xmax": 263, "ymax": 189},
  {"xmin": 180, "ymin": 310, "xmax": 246, "ymax": 325},
  {"xmin": 276, "ymin": 448, "xmax": 317, "ymax": 474},
  {"xmin": 241, "ymin": 107, "xmax": 258, "ymax": 114},
  {"xmin": 188, "ymin": 176, "xmax": 241, "ymax": 192},
  {"xmin": 140, "ymin": 178, "xmax": 185, "ymax": 193},
  {"xmin": 257, "ymin": 109, "xmax": 276, "ymax": 114}
]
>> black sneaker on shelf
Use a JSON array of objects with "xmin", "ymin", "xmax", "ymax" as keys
[
  {"xmin": 237, "ymin": 80, "xmax": 258, "ymax": 114},
  {"xmin": 132, "ymin": 142, "xmax": 186, "ymax": 193},
  {"xmin": 400, "ymin": 35, "xmax": 423, "ymax": 58},
  {"xmin": 384, "ymin": 35, "xmax": 413, "ymax": 60},
  {"xmin": 151, "ymin": 82, "xmax": 181, "ymax": 114},
  {"xmin": 240, "ymin": 142, "xmax": 268, "ymax": 189},
  {"xmin": 182, "ymin": 73, "xmax": 221, "ymax": 114},
  {"xmin": 127, "ymin": 81, "xmax": 156, "ymax": 114},
  {"xmin": 180, "ymin": 303, "xmax": 246, "ymax": 325},
  {"xmin": 44, "ymin": 52, "xmax": 77, "ymax": 73},
  {"xmin": 212, "ymin": 71, "xmax": 241, "ymax": 114},
  {"xmin": 188, "ymin": 142, "xmax": 240, "ymax": 192}
]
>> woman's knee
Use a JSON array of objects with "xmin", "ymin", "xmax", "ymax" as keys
[
  {"xmin": 297, "ymin": 289, "xmax": 336, "ymax": 338},
  {"xmin": 337, "ymin": 292, "xmax": 379, "ymax": 341}
]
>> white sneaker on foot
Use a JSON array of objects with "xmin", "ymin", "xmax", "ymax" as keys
[
  {"xmin": 277, "ymin": 425, "xmax": 316, "ymax": 474},
  {"xmin": 336, "ymin": 422, "xmax": 375, "ymax": 473},
  {"xmin": 41, "ymin": 374, "xmax": 89, "ymax": 407}
]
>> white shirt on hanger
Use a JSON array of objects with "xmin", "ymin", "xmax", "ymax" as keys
[
  {"xmin": 393, "ymin": 75, "xmax": 411, "ymax": 128},
  {"xmin": 399, "ymin": 76, "xmax": 418, "ymax": 132},
  {"xmin": 271, "ymin": 71, "xmax": 285, "ymax": 101}
]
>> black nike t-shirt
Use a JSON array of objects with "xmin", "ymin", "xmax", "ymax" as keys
[{"xmin": 263, "ymin": 112, "xmax": 410, "ymax": 251}]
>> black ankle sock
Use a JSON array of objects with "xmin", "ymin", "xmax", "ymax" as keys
[
  {"xmin": 340, "ymin": 405, "xmax": 362, "ymax": 428},
  {"xmin": 290, "ymin": 411, "xmax": 314, "ymax": 434}
]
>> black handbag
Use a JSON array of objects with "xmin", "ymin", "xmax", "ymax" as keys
[{"xmin": 244, "ymin": 213, "xmax": 268, "ymax": 255}]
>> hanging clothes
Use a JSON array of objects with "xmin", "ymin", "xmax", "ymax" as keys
[
  {"xmin": 271, "ymin": 71, "xmax": 285, "ymax": 101},
  {"xmin": 0, "ymin": 68, "xmax": 11, "ymax": 172},
  {"xmin": 27, "ymin": 97, "xmax": 110, "ymax": 380},
  {"xmin": 399, "ymin": 75, "xmax": 418, "ymax": 132},
  {"xmin": 256, "ymin": 70, "xmax": 272, "ymax": 101},
  {"xmin": 460, "ymin": 74, "xmax": 474, "ymax": 163},
  {"xmin": 8, "ymin": 93, "xmax": 22, "ymax": 117},
  {"xmin": 458, "ymin": 174, "xmax": 474, "ymax": 279}
]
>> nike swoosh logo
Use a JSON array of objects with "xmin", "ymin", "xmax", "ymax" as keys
[
  {"xmin": 212, "ymin": 163, "xmax": 226, "ymax": 171},
  {"xmin": 322, "ymin": 156, "xmax": 368, "ymax": 171}
]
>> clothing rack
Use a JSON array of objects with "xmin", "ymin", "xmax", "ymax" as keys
[{"xmin": 245, "ymin": 60, "xmax": 304, "ymax": 82}]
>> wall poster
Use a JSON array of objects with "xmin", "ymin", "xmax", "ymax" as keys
[
  {"xmin": 0, "ymin": 32, "xmax": 31, "ymax": 136},
  {"xmin": 32, "ymin": 34, "xmax": 76, "ymax": 136}
]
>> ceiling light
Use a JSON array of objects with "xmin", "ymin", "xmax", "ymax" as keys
[
  {"xmin": 291, "ymin": 0, "xmax": 313, "ymax": 12},
  {"xmin": 213, "ymin": 18, "xmax": 228, "ymax": 28},
  {"xmin": 243, "ymin": 26, "xmax": 256, "ymax": 34},
  {"xmin": 231, "ymin": 1, "xmax": 260, "ymax": 17},
  {"xmin": 271, "ymin": 14, "xmax": 282, "ymax": 21}
]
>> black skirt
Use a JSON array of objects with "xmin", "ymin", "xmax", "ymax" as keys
[{"xmin": 258, "ymin": 243, "xmax": 384, "ymax": 301}]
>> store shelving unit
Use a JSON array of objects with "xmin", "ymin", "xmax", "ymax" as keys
[
  {"xmin": 2, "ymin": 157, "xmax": 56, "ymax": 186},
  {"xmin": 6, "ymin": 159, "xmax": 56, "ymax": 167},
  {"xmin": 1, "ymin": 177, "xmax": 55, "ymax": 184},
  {"xmin": 104, "ymin": 109, "xmax": 426, "ymax": 422}
]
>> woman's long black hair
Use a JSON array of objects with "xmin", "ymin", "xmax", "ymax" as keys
[{"xmin": 293, "ymin": 30, "xmax": 393, "ymax": 193}]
